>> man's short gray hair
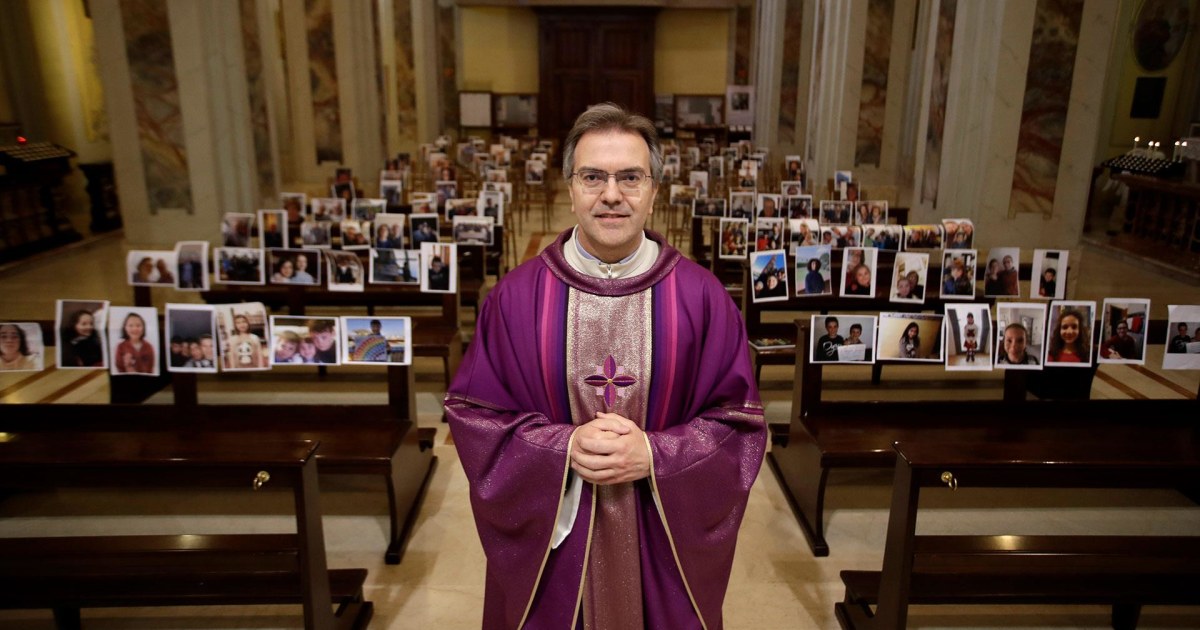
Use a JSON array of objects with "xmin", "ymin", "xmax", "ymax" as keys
[{"xmin": 561, "ymin": 103, "xmax": 663, "ymax": 184}]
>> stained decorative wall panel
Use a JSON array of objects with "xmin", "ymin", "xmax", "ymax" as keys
[
  {"xmin": 855, "ymin": 0, "xmax": 894, "ymax": 167},
  {"xmin": 240, "ymin": 0, "xmax": 275, "ymax": 203},
  {"xmin": 306, "ymin": 0, "xmax": 342, "ymax": 163},
  {"xmin": 394, "ymin": 0, "xmax": 418, "ymax": 144},
  {"xmin": 777, "ymin": 0, "xmax": 804, "ymax": 142},
  {"xmin": 119, "ymin": 0, "xmax": 192, "ymax": 212},
  {"xmin": 921, "ymin": 0, "xmax": 956, "ymax": 206},
  {"xmin": 733, "ymin": 4, "xmax": 753, "ymax": 85},
  {"xmin": 1008, "ymin": 0, "xmax": 1084, "ymax": 217}
]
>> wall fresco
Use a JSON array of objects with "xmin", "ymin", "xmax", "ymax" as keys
[
  {"xmin": 393, "ymin": 0, "xmax": 418, "ymax": 144},
  {"xmin": 240, "ymin": 0, "xmax": 275, "ymax": 203},
  {"xmin": 306, "ymin": 0, "xmax": 342, "ymax": 163},
  {"xmin": 734, "ymin": 3, "xmax": 753, "ymax": 85},
  {"xmin": 777, "ymin": 0, "xmax": 804, "ymax": 143},
  {"xmin": 920, "ymin": 0, "xmax": 956, "ymax": 206},
  {"xmin": 855, "ymin": 0, "xmax": 894, "ymax": 167}
]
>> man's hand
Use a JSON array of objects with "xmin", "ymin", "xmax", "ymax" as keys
[{"xmin": 570, "ymin": 412, "xmax": 650, "ymax": 485}]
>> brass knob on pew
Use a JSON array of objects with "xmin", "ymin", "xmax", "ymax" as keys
[
  {"xmin": 940, "ymin": 471, "xmax": 957, "ymax": 490},
  {"xmin": 253, "ymin": 471, "xmax": 271, "ymax": 490}
]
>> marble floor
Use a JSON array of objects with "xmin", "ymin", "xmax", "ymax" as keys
[{"xmin": 0, "ymin": 200, "xmax": 1198, "ymax": 629}]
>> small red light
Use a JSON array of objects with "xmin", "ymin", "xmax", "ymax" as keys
[{"xmin": 16, "ymin": 136, "xmax": 27, "ymax": 145}]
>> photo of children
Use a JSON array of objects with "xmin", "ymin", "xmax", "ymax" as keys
[
  {"xmin": 754, "ymin": 218, "xmax": 785, "ymax": 251},
  {"xmin": 421, "ymin": 242, "xmax": 457, "ymax": 294},
  {"xmin": 127, "ymin": 250, "xmax": 177, "ymax": 287},
  {"xmin": 820, "ymin": 225, "xmax": 861, "ymax": 249},
  {"xmin": 327, "ymin": 251, "xmax": 365, "ymax": 292},
  {"xmin": 174, "ymin": 241, "xmax": 209, "ymax": 291},
  {"xmin": 719, "ymin": 218, "xmax": 749, "ymax": 260},
  {"xmin": 1097, "ymin": 298, "xmax": 1150, "ymax": 365},
  {"xmin": 940, "ymin": 250, "xmax": 977, "ymax": 300},
  {"xmin": 56, "ymin": 299, "xmax": 108, "ymax": 369},
  {"xmin": 839, "ymin": 247, "xmax": 878, "ymax": 298},
  {"xmin": 213, "ymin": 247, "xmax": 265, "ymax": 285},
  {"xmin": 994, "ymin": 303, "xmax": 1046, "ymax": 370},
  {"xmin": 165, "ymin": 304, "xmax": 217, "ymax": 374},
  {"xmin": 268, "ymin": 249, "xmax": 321, "ymax": 286},
  {"xmin": 795, "ymin": 244, "xmax": 832, "ymax": 297},
  {"xmin": 1044, "ymin": 300, "xmax": 1097, "ymax": 367},
  {"xmin": 371, "ymin": 248, "xmax": 420, "ymax": 285},
  {"xmin": 216, "ymin": 303, "xmax": 269, "ymax": 371},
  {"xmin": 942, "ymin": 219, "xmax": 974, "ymax": 249},
  {"xmin": 259, "ymin": 209, "xmax": 288, "ymax": 249},
  {"xmin": 890, "ymin": 252, "xmax": 928, "ymax": 304},
  {"xmin": 750, "ymin": 249, "xmax": 789, "ymax": 303},
  {"xmin": 1031, "ymin": 249, "xmax": 1069, "ymax": 300},
  {"xmin": 221, "ymin": 212, "xmax": 255, "ymax": 247},
  {"xmin": 902, "ymin": 225, "xmax": 944, "ymax": 250},
  {"xmin": 855, "ymin": 201, "xmax": 888, "ymax": 226},
  {"xmin": 108, "ymin": 306, "xmax": 160, "ymax": 377},
  {"xmin": 983, "ymin": 247, "xmax": 1021, "ymax": 297},
  {"xmin": 877, "ymin": 312, "xmax": 945, "ymax": 363},
  {"xmin": 0, "ymin": 322, "xmax": 45, "ymax": 372},
  {"xmin": 809, "ymin": 314, "xmax": 876, "ymax": 364},
  {"xmin": 945, "ymin": 304, "xmax": 992, "ymax": 371},
  {"xmin": 270, "ymin": 316, "xmax": 340, "ymax": 366},
  {"xmin": 1163, "ymin": 304, "xmax": 1200, "ymax": 370},
  {"xmin": 341, "ymin": 316, "xmax": 412, "ymax": 365}
]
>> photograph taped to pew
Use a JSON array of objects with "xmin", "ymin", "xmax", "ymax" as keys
[
  {"xmin": 689, "ymin": 170, "xmax": 709, "ymax": 197},
  {"xmin": 781, "ymin": 180, "xmax": 804, "ymax": 197},
  {"xmin": 1097, "ymin": 298, "xmax": 1151, "ymax": 365},
  {"xmin": 855, "ymin": 200, "xmax": 888, "ymax": 225},
  {"xmin": 280, "ymin": 191, "xmax": 307, "ymax": 222},
  {"xmin": 750, "ymin": 249, "xmax": 789, "ymax": 303},
  {"xmin": 526, "ymin": 159, "xmax": 546, "ymax": 185},
  {"xmin": 995, "ymin": 302, "xmax": 1047, "ymax": 369},
  {"xmin": 108, "ymin": 306, "xmax": 160, "ymax": 377},
  {"xmin": 940, "ymin": 249, "xmax": 978, "ymax": 300},
  {"xmin": 877, "ymin": 312, "xmax": 945, "ymax": 363},
  {"xmin": 126, "ymin": 250, "xmax": 176, "ymax": 287},
  {"xmin": 839, "ymin": 247, "xmax": 878, "ymax": 298},
  {"xmin": 268, "ymin": 248, "xmax": 321, "ymax": 286},
  {"xmin": 327, "ymin": 251, "xmax": 365, "ymax": 292},
  {"xmin": 891, "ymin": 252, "xmax": 929, "ymax": 304},
  {"xmin": 213, "ymin": 247, "xmax": 264, "ymax": 285},
  {"xmin": 380, "ymin": 179, "xmax": 403, "ymax": 207},
  {"xmin": 410, "ymin": 192, "xmax": 436, "ymax": 215},
  {"xmin": 794, "ymin": 244, "xmax": 832, "ymax": 297},
  {"xmin": 0, "ymin": 322, "xmax": 45, "ymax": 372},
  {"xmin": 331, "ymin": 181, "xmax": 355, "ymax": 202},
  {"xmin": 478, "ymin": 190, "xmax": 505, "ymax": 225},
  {"xmin": 300, "ymin": 220, "xmax": 332, "ymax": 248},
  {"xmin": 56, "ymin": 299, "xmax": 108, "ymax": 370},
  {"xmin": 945, "ymin": 303, "xmax": 993, "ymax": 371},
  {"xmin": 757, "ymin": 193, "xmax": 782, "ymax": 220},
  {"xmin": 340, "ymin": 220, "xmax": 370, "ymax": 251},
  {"xmin": 941, "ymin": 218, "xmax": 975, "ymax": 249},
  {"xmin": 693, "ymin": 197, "xmax": 726, "ymax": 219},
  {"xmin": 221, "ymin": 212, "xmax": 255, "ymax": 247},
  {"xmin": 482, "ymin": 181, "xmax": 512, "ymax": 205},
  {"xmin": 902, "ymin": 224, "xmax": 944, "ymax": 250},
  {"xmin": 258, "ymin": 209, "xmax": 287, "ymax": 249},
  {"xmin": 174, "ymin": 241, "xmax": 209, "ymax": 291},
  {"xmin": 785, "ymin": 194, "xmax": 813, "ymax": 219},
  {"xmin": 790, "ymin": 218, "xmax": 820, "ymax": 249},
  {"xmin": 341, "ymin": 316, "xmax": 412, "ymax": 365},
  {"xmin": 821, "ymin": 225, "xmax": 861, "ymax": 249},
  {"xmin": 983, "ymin": 247, "xmax": 1021, "ymax": 297},
  {"xmin": 270, "ymin": 316, "xmax": 340, "ymax": 366},
  {"xmin": 311, "ymin": 197, "xmax": 345, "ymax": 223},
  {"xmin": 1044, "ymin": 300, "xmax": 1097, "ymax": 367},
  {"xmin": 1031, "ymin": 248, "xmax": 1069, "ymax": 299},
  {"xmin": 351, "ymin": 198, "xmax": 385, "ymax": 222},
  {"xmin": 165, "ymin": 304, "xmax": 217, "ymax": 373},
  {"xmin": 371, "ymin": 248, "xmax": 420, "ymax": 285},
  {"xmin": 669, "ymin": 184, "xmax": 697, "ymax": 209},
  {"xmin": 372, "ymin": 214, "xmax": 406, "ymax": 249},
  {"xmin": 862, "ymin": 224, "xmax": 902, "ymax": 251},
  {"xmin": 453, "ymin": 216, "xmax": 495, "ymax": 246},
  {"xmin": 754, "ymin": 218, "xmax": 785, "ymax": 251},
  {"xmin": 729, "ymin": 191, "xmax": 755, "ymax": 219},
  {"xmin": 410, "ymin": 213, "xmax": 440, "ymax": 247},
  {"xmin": 819, "ymin": 199, "xmax": 853, "ymax": 225},
  {"xmin": 421, "ymin": 242, "xmax": 457, "ymax": 294},
  {"xmin": 719, "ymin": 218, "xmax": 749, "ymax": 260},
  {"xmin": 215, "ymin": 302, "xmax": 269, "ymax": 371},
  {"xmin": 810, "ymin": 314, "xmax": 877, "ymax": 364},
  {"xmin": 1163, "ymin": 304, "xmax": 1200, "ymax": 370}
]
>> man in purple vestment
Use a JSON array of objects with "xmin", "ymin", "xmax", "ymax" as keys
[{"xmin": 445, "ymin": 103, "xmax": 767, "ymax": 629}]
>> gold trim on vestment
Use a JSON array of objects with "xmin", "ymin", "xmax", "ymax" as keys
[
  {"xmin": 517, "ymin": 430, "xmax": 579, "ymax": 630},
  {"xmin": 643, "ymin": 431, "xmax": 709, "ymax": 630}
]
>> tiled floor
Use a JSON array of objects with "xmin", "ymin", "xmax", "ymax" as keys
[{"xmin": 0, "ymin": 200, "xmax": 1198, "ymax": 629}]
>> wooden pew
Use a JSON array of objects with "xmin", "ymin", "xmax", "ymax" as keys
[
  {"xmin": 0, "ymin": 432, "xmax": 373, "ymax": 630},
  {"xmin": 769, "ymin": 319, "xmax": 1198, "ymax": 557},
  {"xmin": 836, "ymin": 440, "xmax": 1200, "ymax": 630}
]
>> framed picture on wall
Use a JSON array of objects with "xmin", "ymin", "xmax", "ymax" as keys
[
  {"xmin": 493, "ymin": 94, "xmax": 537, "ymax": 128},
  {"xmin": 674, "ymin": 95, "xmax": 725, "ymax": 128}
]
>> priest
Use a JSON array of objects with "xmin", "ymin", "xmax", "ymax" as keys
[{"xmin": 445, "ymin": 103, "xmax": 766, "ymax": 629}]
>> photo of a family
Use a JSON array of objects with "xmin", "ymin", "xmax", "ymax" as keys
[
  {"xmin": 371, "ymin": 248, "xmax": 420, "ymax": 285},
  {"xmin": 174, "ymin": 241, "xmax": 209, "ymax": 291},
  {"xmin": 1044, "ymin": 300, "xmax": 1097, "ymax": 367},
  {"xmin": 983, "ymin": 247, "xmax": 1021, "ymax": 297},
  {"xmin": 877, "ymin": 312, "xmax": 945, "ymax": 363},
  {"xmin": 127, "ymin": 250, "xmax": 176, "ymax": 287},
  {"xmin": 750, "ymin": 249, "xmax": 789, "ymax": 303},
  {"xmin": 56, "ymin": 299, "xmax": 108, "ymax": 369},
  {"xmin": 942, "ymin": 219, "xmax": 974, "ymax": 249},
  {"xmin": 340, "ymin": 220, "xmax": 370, "ymax": 251},
  {"xmin": 1164, "ymin": 304, "xmax": 1200, "ymax": 370},
  {"xmin": 945, "ymin": 304, "xmax": 992, "ymax": 371},
  {"xmin": 216, "ymin": 303, "xmax": 269, "ymax": 371},
  {"xmin": 840, "ymin": 247, "xmax": 878, "ymax": 298},
  {"xmin": 108, "ymin": 306, "xmax": 160, "ymax": 377},
  {"xmin": 453, "ymin": 216, "xmax": 495, "ymax": 246},
  {"xmin": 809, "ymin": 314, "xmax": 876, "ymax": 364},
  {"xmin": 269, "ymin": 316, "xmax": 340, "ymax": 366},
  {"xmin": 341, "ymin": 316, "xmax": 412, "ymax": 365},
  {"xmin": 754, "ymin": 218, "xmax": 785, "ymax": 252},
  {"xmin": 862, "ymin": 225, "xmax": 902, "ymax": 251},
  {"xmin": 994, "ymin": 303, "xmax": 1046, "ymax": 370},
  {"xmin": 310, "ymin": 197, "xmax": 344, "ymax": 223},
  {"xmin": 890, "ymin": 252, "xmax": 928, "ymax": 304},
  {"xmin": 790, "ymin": 218, "xmax": 820, "ymax": 248},
  {"xmin": 301, "ymin": 220, "xmax": 332, "ymax": 248},
  {"xmin": 719, "ymin": 218, "xmax": 749, "ymax": 260},
  {"xmin": 214, "ymin": 247, "xmax": 265, "ymax": 285},
  {"xmin": 327, "ymin": 252, "xmax": 365, "ymax": 292},
  {"xmin": 730, "ymin": 192, "xmax": 755, "ymax": 219},
  {"xmin": 855, "ymin": 201, "xmax": 888, "ymax": 226},
  {"xmin": 1097, "ymin": 298, "xmax": 1151, "ymax": 365},
  {"xmin": 795, "ymin": 244, "xmax": 832, "ymax": 297},
  {"xmin": 221, "ymin": 212, "xmax": 255, "ymax": 247},
  {"xmin": 903, "ymin": 225, "xmax": 944, "ymax": 250},
  {"xmin": 268, "ymin": 249, "xmax": 321, "ymax": 286},
  {"xmin": 820, "ymin": 200, "xmax": 853, "ymax": 225},
  {"xmin": 165, "ymin": 304, "xmax": 217, "ymax": 374},
  {"xmin": 0, "ymin": 322, "xmax": 45, "ymax": 372},
  {"xmin": 373, "ymin": 215, "xmax": 407, "ymax": 249},
  {"xmin": 785, "ymin": 195, "xmax": 813, "ymax": 219},
  {"xmin": 940, "ymin": 250, "xmax": 977, "ymax": 300}
]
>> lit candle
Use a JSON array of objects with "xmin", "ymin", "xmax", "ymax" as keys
[
  {"xmin": 1174, "ymin": 141, "xmax": 1181, "ymax": 161},
  {"xmin": 1133, "ymin": 136, "xmax": 1141, "ymax": 151}
]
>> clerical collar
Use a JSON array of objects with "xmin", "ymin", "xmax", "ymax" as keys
[{"xmin": 564, "ymin": 227, "xmax": 659, "ymax": 280}]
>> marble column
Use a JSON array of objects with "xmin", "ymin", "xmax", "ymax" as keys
[{"xmin": 804, "ymin": 0, "xmax": 862, "ymax": 195}]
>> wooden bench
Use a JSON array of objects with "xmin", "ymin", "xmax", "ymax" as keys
[
  {"xmin": 769, "ymin": 319, "xmax": 1198, "ymax": 557},
  {"xmin": 836, "ymin": 440, "xmax": 1200, "ymax": 630},
  {"xmin": 0, "ymin": 432, "xmax": 373, "ymax": 629}
]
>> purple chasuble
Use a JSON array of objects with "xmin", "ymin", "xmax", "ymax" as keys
[{"xmin": 446, "ymin": 230, "xmax": 766, "ymax": 629}]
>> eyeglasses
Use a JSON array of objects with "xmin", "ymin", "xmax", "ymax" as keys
[{"xmin": 569, "ymin": 169, "xmax": 651, "ymax": 193}]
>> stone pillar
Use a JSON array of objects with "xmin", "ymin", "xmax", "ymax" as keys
[
  {"xmin": 804, "ymin": 0, "xmax": 861, "ymax": 196},
  {"xmin": 751, "ymin": 0, "xmax": 784, "ymax": 149}
]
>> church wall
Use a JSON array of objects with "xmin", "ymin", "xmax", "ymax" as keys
[
  {"xmin": 655, "ymin": 9, "xmax": 730, "ymax": 95},
  {"xmin": 459, "ymin": 7, "xmax": 539, "ymax": 93}
]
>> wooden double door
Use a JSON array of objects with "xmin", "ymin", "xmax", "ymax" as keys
[{"xmin": 537, "ymin": 9, "xmax": 657, "ymax": 148}]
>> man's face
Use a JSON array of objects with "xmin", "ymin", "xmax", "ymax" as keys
[
  {"xmin": 313, "ymin": 330, "xmax": 335, "ymax": 351},
  {"xmin": 200, "ymin": 338, "xmax": 214, "ymax": 359},
  {"xmin": 1003, "ymin": 256, "xmax": 1013, "ymax": 270},
  {"xmin": 568, "ymin": 131, "xmax": 657, "ymax": 261},
  {"xmin": 1004, "ymin": 328, "xmax": 1027, "ymax": 361},
  {"xmin": 825, "ymin": 321, "xmax": 838, "ymax": 336},
  {"xmin": 1116, "ymin": 324, "xmax": 1129, "ymax": 338},
  {"xmin": 1179, "ymin": 324, "xmax": 1188, "ymax": 335}
]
